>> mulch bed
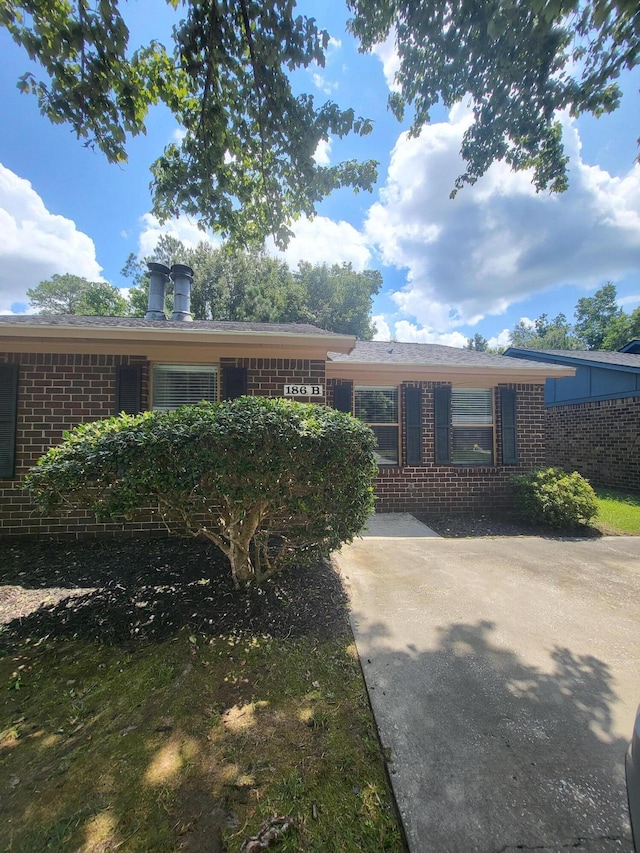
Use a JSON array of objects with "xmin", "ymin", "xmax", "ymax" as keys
[
  {"xmin": 421, "ymin": 513, "xmax": 601, "ymax": 539},
  {"xmin": 0, "ymin": 515, "xmax": 601, "ymax": 649},
  {"xmin": 0, "ymin": 537, "xmax": 350, "ymax": 649}
]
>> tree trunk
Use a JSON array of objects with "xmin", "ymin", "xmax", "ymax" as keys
[{"xmin": 228, "ymin": 539, "xmax": 255, "ymax": 587}]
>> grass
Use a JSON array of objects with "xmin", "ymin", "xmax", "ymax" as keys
[
  {"xmin": 593, "ymin": 487, "xmax": 640, "ymax": 535},
  {"xmin": 0, "ymin": 631, "xmax": 404, "ymax": 852}
]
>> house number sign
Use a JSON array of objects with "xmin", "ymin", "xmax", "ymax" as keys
[{"xmin": 283, "ymin": 383, "xmax": 324, "ymax": 397}]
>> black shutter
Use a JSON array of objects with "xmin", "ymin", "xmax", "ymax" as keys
[
  {"xmin": 333, "ymin": 382, "xmax": 353, "ymax": 413},
  {"xmin": 115, "ymin": 365, "xmax": 142, "ymax": 414},
  {"xmin": 0, "ymin": 363, "xmax": 18, "ymax": 478},
  {"xmin": 405, "ymin": 386, "xmax": 422, "ymax": 465},
  {"xmin": 434, "ymin": 385, "xmax": 451, "ymax": 464},
  {"xmin": 501, "ymin": 388, "xmax": 518, "ymax": 464},
  {"xmin": 223, "ymin": 366, "xmax": 248, "ymax": 400}
]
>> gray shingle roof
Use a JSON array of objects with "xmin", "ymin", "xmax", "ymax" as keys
[
  {"xmin": 0, "ymin": 314, "xmax": 347, "ymax": 337},
  {"xmin": 505, "ymin": 347, "xmax": 640, "ymax": 370},
  {"xmin": 328, "ymin": 339, "xmax": 549, "ymax": 368}
]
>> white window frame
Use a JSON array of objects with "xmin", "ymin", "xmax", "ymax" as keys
[
  {"xmin": 354, "ymin": 385, "xmax": 400, "ymax": 466},
  {"xmin": 152, "ymin": 364, "xmax": 219, "ymax": 411},
  {"xmin": 451, "ymin": 388, "xmax": 495, "ymax": 465}
]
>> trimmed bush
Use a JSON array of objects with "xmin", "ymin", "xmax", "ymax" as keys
[
  {"xmin": 511, "ymin": 467, "xmax": 598, "ymax": 529},
  {"xmin": 24, "ymin": 397, "xmax": 378, "ymax": 587}
]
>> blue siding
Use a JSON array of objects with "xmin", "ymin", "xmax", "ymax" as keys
[{"xmin": 549, "ymin": 365, "xmax": 640, "ymax": 405}]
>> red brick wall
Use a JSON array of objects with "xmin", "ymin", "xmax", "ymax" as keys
[
  {"xmin": 0, "ymin": 353, "xmax": 326, "ymax": 538},
  {"xmin": 221, "ymin": 358, "xmax": 325, "ymax": 399},
  {"xmin": 328, "ymin": 380, "xmax": 546, "ymax": 515},
  {"xmin": 545, "ymin": 396, "xmax": 640, "ymax": 493},
  {"xmin": 1, "ymin": 351, "xmax": 546, "ymax": 537}
]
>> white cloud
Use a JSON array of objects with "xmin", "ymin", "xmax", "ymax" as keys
[
  {"xmin": 313, "ymin": 138, "xmax": 332, "ymax": 166},
  {"xmin": 267, "ymin": 216, "xmax": 371, "ymax": 271},
  {"xmin": 370, "ymin": 29, "xmax": 401, "ymax": 92},
  {"xmin": 364, "ymin": 110, "xmax": 640, "ymax": 333},
  {"xmin": 312, "ymin": 72, "xmax": 339, "ymax": 95},
  {"xmin": 137, "ymin": 213, "xmax": 220, "ymax": 257},
  {"xmin": 619, "ymin": 293, "xmax": 640, "ymax": 309},
  {"xmin": 487, "ymin": 328, "xmax": 513, "ymax": 350},
  {"xmin": 390, "ymin": 320, "xmax": 470, "ymax": 347},
  {"xmin": 0, "ymin": 163, "xmax": 102, "ymax": 313},
  {"xmin": 372, "ymin": 314, "xmax": 391, "ymax": 340}
]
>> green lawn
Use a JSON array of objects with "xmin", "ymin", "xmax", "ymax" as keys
[
  {"xmin": 0, "ymin": 632, "xmax": 404, "ymax": 852},
  {"xmin": 594, "ymin": 487, "xmax": 640, "ymax": 534}
]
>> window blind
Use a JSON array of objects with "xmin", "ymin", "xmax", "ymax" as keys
[{"xmin": 152, "ymin": 365, "xmax": 218, "ymax": 411}]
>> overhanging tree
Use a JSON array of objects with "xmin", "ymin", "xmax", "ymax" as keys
[
  {"xmin": 24, "ymin": 397, "xmax": 378, "ymax": 587},
  {"xmin": 1, "ymin": 0, "xmax": 377, "ymax": 247},
  {"xmin": 348, "ymin": 0, "xmax": 639, "ymax": 195},
  {"xmin": 2, "ymin": 0, "xmax": 637, "ymax": 244}
]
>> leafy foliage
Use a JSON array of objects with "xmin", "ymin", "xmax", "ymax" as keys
[
  {"xmin": 574, "ymin": 282, "xmax": 623, "ymax": 349},
  {"xmin": 511, "ymin": 467, "xmax": 598, "ymax": 529},
  {"xmin": 124, "ymin": 236, "xmax": 382, "ymax": 337},
  {"xmin": 509, "ymin": 283, "xmax": 639, "ymax": 351},
  {"xmin": 24, "ymin": 397, "xmax": 378, "ymax": 587},
  {"xmin": 465, "ymin": 333, "xmax": 489, "ymax": 352},
  {"xmin": 348, "ymin": 0, "xmax": 639, "ymax": 195},
  {"xmin": 2, "ymin": 0, "xmax": 376, "ymax": 247},
  {"xmin": 3, "ymin": 0, "xmax": 636, "ymax": 239},
  {"xmin": 26, "ymin": 274, "xmax": 130, "ymax": 315},
  {"xmin": 601, "ymin": 306, "xmax": 640, "ymax": 350},
  {"xmin": 510, "ymin": 313, "xmax": 581, "ymax": 350}
]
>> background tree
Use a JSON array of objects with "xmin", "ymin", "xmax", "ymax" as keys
[
  {"xmin": 293, "ymin": 262, "xmax": 382, "ymax": 339},
  {"xmin": 2, "ymin": 0, "xmax": 637, "ymax": 244},
  {"xmin": 124, "ymin": 237, "xmax": 297, "ymax": 322},
  {"xmin": 573, "ymin": 282, "xmax": 623, "ymax": 349},
  {"xmin": 124, "ymin": 239, "xmax": 381, "ymax": 338},
  {"xmin": 465, "ymin": 333, "xmax": 488, "ymax": 352},
  {"xmin": 510, "ymin": 313, "xmax": 581, "ymax": 350},
  {"xmin": 508, "ymin": 282, "xmax": 640, "ymax": 351},
  {"xmin": 27, "ymin": 274, "xmax": 130, "ymax": 315},
  {"xmin": 348, "ymin": 0, "xmax": 639, "ymax": 196},
  {"xmin": 601, "ymin": 306, "xmax": 640, "ymax": 350}
]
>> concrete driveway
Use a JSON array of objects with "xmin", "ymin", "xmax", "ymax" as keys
[{"xmin": 333, "ymin": 514, "xmax": 640, "ymax": 853}]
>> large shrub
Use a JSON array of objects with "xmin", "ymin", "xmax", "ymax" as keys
[
  {"xmin": 24, "ymin": 397, "xmax": 378, "ymax": 587},
  {"xmin": 511, "ymin": 467, "xmax": 598, "ymax": 529}
]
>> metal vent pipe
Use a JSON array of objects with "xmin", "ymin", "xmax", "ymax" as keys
[
  {"xmin": 170, "ymin": 264, "xmax": 194, "ymax": 322},
  {"xmin": 145, "ymin": 262, "xmax": 171, "ymax": 320}
]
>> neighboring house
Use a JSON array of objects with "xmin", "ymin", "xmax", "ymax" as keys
[
  {"xmin": 0, "ymin": 267, "xmax": 572, "ymax": 538},
  {"xmin": 504, "ymin": 346, "xmax": 640, "ymax": 493}
]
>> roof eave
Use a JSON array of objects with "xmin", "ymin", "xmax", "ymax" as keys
[
  {"xmin": 504, "ymin": 347, "xmax": 640, "ymax": 373},
  {"xmin": 327, "ymin": 361, "xmax": 574, "ymax": 381},
  {"xmin": 0, "ymin": 323, "xmax": 356, "ymax": 354}
]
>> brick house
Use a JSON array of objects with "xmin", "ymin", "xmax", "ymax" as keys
[
  {"xmin": 0, "ymin": 269, "xmax": 572, "ymax": 538},
  {"xmin": 505, "ymin": 345, "xmax": 640, "ymax": 493}
]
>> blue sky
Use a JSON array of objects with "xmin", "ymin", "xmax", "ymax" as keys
[{"xmin": 0, "ymin": 0, "xmax": 638, "ymax": 348}]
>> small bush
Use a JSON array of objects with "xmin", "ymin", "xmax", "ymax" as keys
[
  {"xmin": 24, "ymin": 397, "xmax": 378, "ymax": 587},
  {"xmin": 511, "ymin": 467, "xmax": 598, "ymax": 529}
]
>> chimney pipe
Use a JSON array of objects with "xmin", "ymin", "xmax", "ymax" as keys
[
  {"xmin": 145, "ymin": 262, "xmax": 171, "ymax": 320},
  {"xmin": 170, "ymin": 263, "xmax": 194, "ymax": 322}
]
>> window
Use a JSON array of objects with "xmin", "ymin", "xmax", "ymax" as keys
[
  {"xmin": 451, "ymin": 388, "xmax": 494, "ymax": 465},
  {"xmin": 152, "ymin": 364, "xmax": 218, "ymax": 411},
  {"xmin": 355, "ymin": 386, "xmax": 399, "ymax": 465}
]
